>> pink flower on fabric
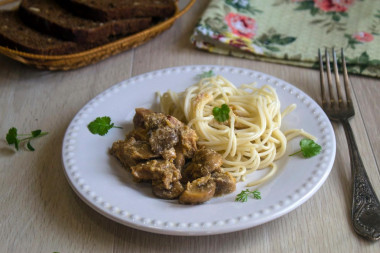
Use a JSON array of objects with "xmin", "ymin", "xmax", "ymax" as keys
[
  {"xmin": 314, "ymin": 0, "xmax": 355, "ymax": 12},
  {"xmin": 229, "ymin": 38, "xmax": 246, "ymax": 48},
  {"xmin": 225, "ymin": 13, "xmax": 257, "ymax": 39},
  {"xmin": 353, "ymin": 32, "xmax": 374, "ymax": 42}
]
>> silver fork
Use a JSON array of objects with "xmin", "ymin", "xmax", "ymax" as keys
[{"xmin": 319, "ymin": 48, "xmax": 380, "ymax": 240}]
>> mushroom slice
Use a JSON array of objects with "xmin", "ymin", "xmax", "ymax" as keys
[
  {"xmin": 211, "ymin": 171, "xmax": 236, "ymax": 196},
  {"xmin": 179, "ymin": 175, "xmax": 216, "ymax": 205},
  {"xmin": 152, "ymin": 180, "xmax": 184, "ymax": 199}
]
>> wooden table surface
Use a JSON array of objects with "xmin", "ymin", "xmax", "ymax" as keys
[{"xmin": 1, "ymin": 1, "xmax": 380, "ymax": 252}]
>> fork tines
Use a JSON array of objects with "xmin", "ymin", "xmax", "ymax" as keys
[{"xmin": 318, "ymin": 48, "xmax": 353, "ymax": 110}]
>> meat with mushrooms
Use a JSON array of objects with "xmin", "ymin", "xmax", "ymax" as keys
[{"xmin": 111, "ymin": 108, "xmax": 237, "ymax": 204}]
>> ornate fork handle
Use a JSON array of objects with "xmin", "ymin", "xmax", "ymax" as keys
[{"xmin": 341, "ymin": 118, "xmax": 380, "ymax": 240}]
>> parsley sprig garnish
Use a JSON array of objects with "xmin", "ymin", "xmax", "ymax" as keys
[
  {"xmin": 6, "ymin": 127, "xmax": 48, "ymax": 151},
  {"xmin": 289, "ymin": 138, "xmax": 322, "ymax": 158},
  {"xmin": 199, "ymin": 70, "xmax": 215, "ymax": 79},
  {"xmin": 235, "ymin": 189, "xmax": 261, "ymax": 202},
  {"xmin": 212, "ymin": 104, "xmax": 230, "ymax": 122},
  {"xmin": 87, "ymin": 116, "xmax": 122, "ymax": 136}
]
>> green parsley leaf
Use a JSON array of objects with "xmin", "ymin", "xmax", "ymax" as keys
[
  {"xmin": 235, "ymin": 189, "xmax": 261, "ymax": 202},
  {"xmin": 5, "ymin": 127, "xmax": 48, "ymax": 151},
  {"xmin": 31, "ymin": 129, "xmax": 42, "ymax": 137},
  {"xmin": 27, "ymin": 141, "xmax": 35, "ymax": 151},
  {"xmin": 6, "ymin": 127, "xmax": 20, "ymax": 150},
  {"xmin": 212, "ymin": 104, "xmax": 230, "ymax": 122},
  {"xmin": 199, "ymin": 70, "xmax": 215, "ymax": 79},
  {"xmin": 300, "ymin": 139, "xmax": 322, "ymax": 157},
  {"xmin": 6, "ymin": 127, "xmax": 18, "ymax": 145},
  {"xmin": 289, "ymin": 138, "xmax": 322, "ymax": 158},
  {"xmin": 87, "ymin": 116, "xmax": 122, "ymax": 136}
]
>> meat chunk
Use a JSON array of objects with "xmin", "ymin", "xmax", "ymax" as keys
[
  {"xmin": 178, "ymin": 126, "xmax": 198, "ymax": 158},
  {"xmin": 144, "ymin": 111, "xmax": 171, "ymax": 130},
  {"xmin": 181, "ymin": 148, "xmax": 223, "ymax": 183},
  {"xmin": 133, "ymin": 108, "xmax": 153, "ymax": 129},
  {"xmin": 110, "ymin": 138, "xmax": 159, "ymax": 168},
  {"xmin": 152, "ymin": 180, "xmax": 184, "ymax": 199},
  {"xmin": 130, "ymin": 159, "xmax": 181, "ymax": 190},
  {"xmin": 134, "ymin": 109, "xmax": 189, "ymax": 161},
  {"xmin": 173, "ymin": 146, "xmax": 185, "ymax": 170},
  {"xmin": 125, "ymin": 127, "xmax": 148, "ymax": 141},
  {"xmin": 133, "ymin": 108, "xmax": 182, "ymax": 131},
  {"xmin": 132, "ymin": 109, "xmax": 198, "ymax": 163},
  {"xmin": 166, "ymin": 115, "xmax": 185, "ymax": 129},
  {"xmin": 192, "ymin": 148, "xmax": 223, "ymax": 172},
  {"xmin": 179, "ymin": 175, "xmax": 216, "ymax": 205},
  {"xmin": 148, "ymin": 126, "xmax": 179, "ymax": 159},
  {"xmin": 211, "ymin": 171, "xmax": 236, "ymax": 196}
]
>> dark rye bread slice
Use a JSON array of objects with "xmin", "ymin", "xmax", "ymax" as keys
[
  {"xmin": 19, "ymin": 0, "xmax": 152, "ymax": 44},
  {"xmin": 0, "ymin": 11, "xmax": 82, "ymax": 55},
  {"xmin": 63, "ymin": 0, "xmax": 176, "ymax": 22}
]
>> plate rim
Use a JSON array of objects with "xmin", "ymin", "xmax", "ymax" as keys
[{"xmin": 61, "ymin": 64, "xmax": 336, "ymax": 236}]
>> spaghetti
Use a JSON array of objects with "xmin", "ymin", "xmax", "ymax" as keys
[{"xmin": 159, "ymin": 75, "xmax": 314, "ymax": 186}]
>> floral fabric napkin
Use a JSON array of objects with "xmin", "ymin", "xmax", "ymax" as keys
[{"xmin": 191, "ymin": 0, "xmax": 380, "ymax": 78}]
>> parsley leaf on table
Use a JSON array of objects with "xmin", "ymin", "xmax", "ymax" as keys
[
  {"xmin": 212, "ymin": 104, "xmax": 230, "ymax": 122},
  {"xmin": 289, "ymin": 138, "xmax": 322, "ymax": 158},
  {"xmin": 5, "ymin": 127, "xmax": 48, "ymax": 151},
  {"xmin": 87, "ymin": 116, "xmax": 122, "ymax": 136},
  {"xmin": 6, "ymin": 127, "xmax": 19, "ymax": 150},
  {"xmin": 235, "ymin": 189, "xmax": 262, "ymax": 202}
]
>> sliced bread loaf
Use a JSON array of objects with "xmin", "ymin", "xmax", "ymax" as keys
[
  {"xmin": 19, "ymin": 0, "xmax": 153, "ymax": 43},
  {"xmin": 62, "ymin": 0, "xmax": 176, "ymax": 22},
  {"xmin": 0, "ymin": 11, "xmax": 81, "ymax": 55}
]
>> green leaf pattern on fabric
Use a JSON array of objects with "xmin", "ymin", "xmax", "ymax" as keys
[
  {"xmin": 191, "ymin": 0, "xmax": 380, "ymax": 78},
  {"xmin": 225, "ymin": 0, "xmax": 262, "ymax": 15}
]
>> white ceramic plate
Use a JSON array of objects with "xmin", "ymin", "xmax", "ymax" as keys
[{"xmin": 62, "ymin": 65, "xmax": 336, "ymax": 236}]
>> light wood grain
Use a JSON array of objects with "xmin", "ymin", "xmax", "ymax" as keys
[{"xmin": 1, "ymin": 1, "xmax": 380, "ymax": 252}]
